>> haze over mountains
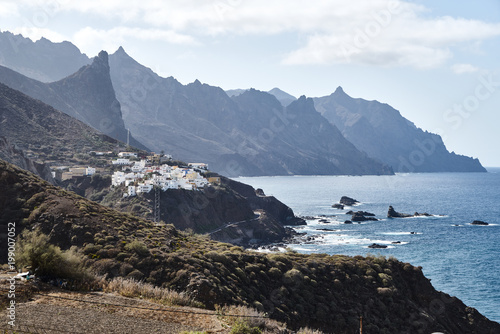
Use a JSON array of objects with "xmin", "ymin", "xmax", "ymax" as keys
[{"xmin": 0, "ymin": 31, "xmax": 486, "ymax": 175}]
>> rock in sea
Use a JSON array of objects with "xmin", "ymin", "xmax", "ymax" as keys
[{"xmin": 471, "ymin": 220, "xmax": 489, "ymax": 225}]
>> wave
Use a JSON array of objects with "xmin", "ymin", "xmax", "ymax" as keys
[{"xmin": 380, "ymin": 231, "xmax": 421, "ymax": 235}]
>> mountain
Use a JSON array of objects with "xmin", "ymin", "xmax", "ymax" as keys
[
  {"xmin": 0, "ymin": 82, "xmax": 132, "ymax": 163},
  {"xmin": 109, "ymin": 47, "xmax": 392, "ymax": 177},
  {"xmin": 0, "ymin": 51, "xmax": 147, "ymax": 150},
  {"xmin": 0, "ymin": 30, "xmax": 90, "ymax": 82},
  {"xmin": 268, "ymin": 87, "xmax": 297, "ymax": 107},
  {"xmin": 225, "ymin": 88, "xmax": 247, "ymax": 97},
  {"xmin": 314, "ymin": 87, "xmax": 486, "ymax": 172},
  {"xmin": 2, "ymin": 158, "xmax": 499, "ymax": 333},
  {"xmin": 227, "ymin": 88, "xmax": 297, "ymax": 107}
]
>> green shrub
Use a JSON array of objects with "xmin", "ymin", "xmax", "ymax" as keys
[
  {"xmin": 230, "ymin": 320, "xmax": 262, "ymax": 334},
  {"xmin": 124, "ymin": 240, "xmax": 149, "ymax": 257},
  {"xmin": 17, "ymin": 229, "xmax": 89, "ymax": 280}
]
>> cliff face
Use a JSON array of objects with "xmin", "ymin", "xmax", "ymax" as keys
[
  {"xmin": 314, "ymin": 87, "xmax": 486, "ymax": 172},
  {"xmin": 0, "ymin": 53, "xmax": 147, "ymax": 150},
  {"xmin": 109, "ymin": 47, "xmax": 392, "ymax": 177},
  {"xmin": 0, "ymin": 31, "xmax": 91, "ymax": 82},
  {"xmin": 1, "ymin": 159, "xmax": 499, "ymax": 333},
  {"xmin": 0, "ymin": 136, "xmax": 55, "ymax": 184}
]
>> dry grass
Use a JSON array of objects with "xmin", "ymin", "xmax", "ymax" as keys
[
  {"xmin": 296, "ymin": 328, "xmax": 324, "ymax": 334},
  {"xmin": 217, "ymin": 304, "xmax": 286, "ymax": 333},
  {"xmin": 101, "ymin": 277, "xmax": 203, "ymax": 308}
]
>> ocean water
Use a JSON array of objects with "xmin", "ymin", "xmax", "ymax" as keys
[{"xmin": 236, "ymin": 168, "xmax": 500, "ymax": 323}]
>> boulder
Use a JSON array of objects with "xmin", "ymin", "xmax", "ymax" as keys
[
  {"xmin": 351, "ymin": 212, "xmax": 378, "ymax": 222},
  {"xmin": 344, "ymin": 220, "xmax": 353, "ymax": 224},
  {"xmin": 332, "ymin": 203, "xmax": 344, "ymax": 209},
  {"xmin": 339, "ymin": 196, "xmax": 359, "ymax": 206},
  {"xmin": 471, "ymin": 220, "xmax": 489, "ymax": 225},
  {"xmin": 368, "ymin": 243, "xmax": 387, "ymax": 249}
]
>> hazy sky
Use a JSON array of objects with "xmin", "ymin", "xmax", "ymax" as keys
[{"xmin": 1, "ymin": 0, "xmax": 500, "ymax": 166}]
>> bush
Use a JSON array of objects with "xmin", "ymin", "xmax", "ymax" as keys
[
  {"xmin": 17, "ymin": 229, "xmax": 89, "ymax": 280},
  {"xmin": 230, "ymin": 321, "xmax": 261, "ymax": 334},
  {"xmin": 124, "ymin": 240, "xmax": 149, "ymax": 257}
]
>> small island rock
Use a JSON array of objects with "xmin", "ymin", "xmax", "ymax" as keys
[
  {"xmin": 340, "ymin": 196, "xmax": 359, "ymax": 206},
  {"xmin": 471, "ymin": 220, "xmax": 489, "ymax": 225},
  {"xmin": 368, "ymin": 243, "xmax": 387, "ymax": 249}
]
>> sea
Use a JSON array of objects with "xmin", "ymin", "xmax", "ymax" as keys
[{"xmin": 236, "ymin": 168, "xmax": 500, "ymax": 323}]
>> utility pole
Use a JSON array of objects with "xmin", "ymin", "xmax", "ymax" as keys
[{"xmin": 154, "ymin": 185, "xmax": 160, "ymax": 223}]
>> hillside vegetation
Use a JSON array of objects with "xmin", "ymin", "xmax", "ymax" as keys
[{"xmin": 1, "ymin": 160, "xmax": 499, "ymax": 333}]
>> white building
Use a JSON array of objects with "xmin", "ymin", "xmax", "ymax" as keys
[
  {"xmin": 188, "ymin": 163, "xmax": 209, "ymax": 170},
  {"xmin": 127, "ymin": 186, "xmax": 137, "ymax": 197},
  {"xmin": 136, "ymin": 184, "xmax": 153, "ymax": 194},
  {"xmin": 86, "ymin": 167, "xmax": 96, "ymax": 176},
  {"xmin": 118, "ymin": 152, "xmax": 138, "ymax": 158},
  {"xmin": 112, "ymin": 158, "xmax": 131, "ymax": 165}
]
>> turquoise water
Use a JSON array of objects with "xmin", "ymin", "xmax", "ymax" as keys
[{"xmin": 236, "ymin": 168, "xmax": 500, "ymax": 323}]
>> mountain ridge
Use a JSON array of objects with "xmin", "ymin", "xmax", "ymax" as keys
[
  {"xmin": 314, "ymin": 87, "xmax": 486, "ymax": 173},
  {"xmin": 109, "ymin": 47, "xmax": 392, "ymax": 177}
]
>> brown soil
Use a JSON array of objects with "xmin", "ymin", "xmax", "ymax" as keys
[{"xmin": 0, "ymin": 279, "xmax": 228, "ymax": 334}]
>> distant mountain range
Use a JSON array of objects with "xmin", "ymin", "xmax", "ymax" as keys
[
  {"xmin": 0, "ymin": 30, "xmax": 486, "ymax": 175},
  {"xmin": 109, "ymin": 47, "xmax": 391, "ymax": 176},
  {"xmin": 0, "ymin": 30, "xmax": 90, "ymax": 82},
  {"xmin": 313, "ymin": 87, "xmax": 486, "ymax": 172}
]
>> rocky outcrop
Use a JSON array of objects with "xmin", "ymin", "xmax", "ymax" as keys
[
  {"xmin": 387, "ymin": 206, "xmax": 432, "ymax": 218},
  {"xmin": 332, "ymin": 203, "xmax": 344, "ymax": 209}
]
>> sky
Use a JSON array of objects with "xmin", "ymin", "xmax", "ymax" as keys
[{"xmin": 1, "ymin": 0, "xmax": 500, "ymax": 166}]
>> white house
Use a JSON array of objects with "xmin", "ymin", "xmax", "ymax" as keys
[
  {"xmin": 112, "ymin": 158, "xmax": 131, "ymax": 165},
  {"xmin": 118, "ymin": 152, "xmax": 138, "ymax": 158},
  {"xmin": 136, "ymin": 184, "xmax": 153, "ymax": 193},
  {"xmin": 127, "ymin": 186, "xmax": 137, "ymax": 197},
  {"xmin": 188, "ymin": 163, "xmax": 208, "ymax": 170},
  {"xmin": 86, "ymin": 167, "xmax": 96, "ymax": 176}
]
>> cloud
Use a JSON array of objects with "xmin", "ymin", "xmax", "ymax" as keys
[
  {"xmin": 0, "ymin": 2, "xmax": 18, "ymax": 17},
  {"xmin": 451, "ymin": 63, "xmax": 480, "ymax": 74},
  {"xmin": 73, "ymin": 26, "xmax": 198, "ymax": 56},
  {"xmin": 6, "ymin": 0, "xmax": 500, "ymax": 69},
  {"xmin": 10, "ymin": 27, "xmax": 67, "ymax": 43}
]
